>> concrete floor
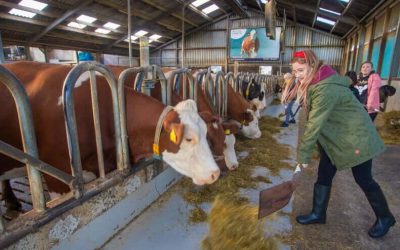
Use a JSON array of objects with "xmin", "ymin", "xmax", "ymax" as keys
[{"xmin": 102, "ymin": 102, "xmax": 399, "ymax": 250}]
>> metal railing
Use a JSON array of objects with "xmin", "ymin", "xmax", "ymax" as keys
[
  {"xmin": 62, "ymin": 62, "xmax": 123, "ymax": 198},
  {"xmin": 168, "ymin": 68, "xmax": 197, "ymax": 103}
]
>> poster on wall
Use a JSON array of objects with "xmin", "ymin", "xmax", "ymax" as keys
[{"xmin": 229, "ymin": 27, "xmax": 281, "ymax": 61}]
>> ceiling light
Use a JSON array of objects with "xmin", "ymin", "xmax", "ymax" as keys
[
  {"xmin": 67, "ymin": 22, "xmax": 87, "ymax": 29},
  {"xmin": 103, "ymin": 22, "xmax": 120, "ymax": 30},
  {"xmin": 9, "ymin": 8, "xmax": 36, "ymax": 18},
  {"xmin": 149, "ymin": 34, "xmax": 162, "ymax": 41},
  {"xmin": 134, "ymin": 30, "xmax": 148, "ymax": 37},
  {"xmin": 18, "ymin": 0, "xmax": 47, "ymax": 11},
  {"xmin": 341, "ymin": 0, "xmax": 349, "ymax": 2},
  {"xmin": 77, "ymin": 15, "xmax": 97, "ymax": 24},
  {"xmin": 202, "ymin": 4, "xmax": 219, "ymax": 14},
  {"xmin": 319, "ymin": 7, "xmax": 341, "ymax": 16},
  {"xmin": 125, "ymin": 35, "xmax": 138, "ymax": 42},
  {"xmin": 316, "ymin": 16, "xmax": 336, "ymax": 26},
  {"xmin": 95, "ymin": 28, "xmax": 111, "ymax": 34},
  {"xmin": 191, "ymin": 0, "xmax": 209, "ymax": 7}
]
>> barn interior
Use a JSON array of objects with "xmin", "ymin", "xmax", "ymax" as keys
[{"xmin": 0, "ymin": 0, "xmax": 399, "ymax": 249}]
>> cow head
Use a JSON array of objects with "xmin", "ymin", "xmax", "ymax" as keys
[
  {"xmin": 199, "ymin": 111, "xmax": 229, "ymax": 172},
  {"xmin": 221, "ymin": 120, "xmax": 241, "ymax": 170},
  {"xmin": 240, "ymin": 108, "xmax": 262, "ymax": 139},
  {"xmin": 161, "ymin": 100, "xmax": 220, "ymax": 185}
]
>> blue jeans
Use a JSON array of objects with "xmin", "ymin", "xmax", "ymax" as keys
[{"xmin": 284, "ymin": 101, "xmax": 295, "ymax": 124}]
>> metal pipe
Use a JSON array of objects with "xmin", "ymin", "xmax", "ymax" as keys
[
  {"xmin": 128, "ymin": 0, "xmax": 132, "ymax": 67},
  {"xmin": 181, "ymin": 4, "xmax": 185, "ymax": 68},
  {"xmin": 0, "ymin": 65, "xmax": 46, "ymax": 212},
  {"xmin": 63, "ymin": 62, "xmax": 122, "ymax": 197},
  {"xmin": 89, "ymin": 71, "xmax": 105, "ymax": 178}
]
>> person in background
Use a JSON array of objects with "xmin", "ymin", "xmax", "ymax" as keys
[
  {"xmin": 280, "ymin": 72, "xmax": 297, "ymax": 127},
  {"xmin": 287, "ymin": 49, "xmax": 395, "ymax": 238},
  {"xmin": 345, "ymin": 70, "xmax": 360, "ymax": 101},
  {"xmin": 355, "ymin": 61, "xmax": 382, "ymax": 121}
]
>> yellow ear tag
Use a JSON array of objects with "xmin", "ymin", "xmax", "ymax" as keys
[
  {"xmin": 170, "ymin": 129, "xmax": 177, "ymax": 144},
  {"xmin": 224, "ymin": 129, "xmax": 230, "ymax": 135},
  {"xmin": 153, "ymin": 144, "xmax": 160, "ymax": 156},
  {"xmin": 246, "ymin": 89, "xmax": 249, "ymax": 97}
]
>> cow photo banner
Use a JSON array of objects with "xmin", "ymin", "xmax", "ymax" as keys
[{"xmin": 229, "ymin": 27, "xmax": 281, "ymax": 61}]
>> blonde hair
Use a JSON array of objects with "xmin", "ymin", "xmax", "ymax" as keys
[{"xmin": 283, "ymin": 49, "xmax": 323, "ymax": 108}]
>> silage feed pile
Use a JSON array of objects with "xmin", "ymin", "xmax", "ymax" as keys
[
  {"xmin": 177, "ymin": 115, "xmax": 293, "ymax": 249},
  {"xmin": 202, "ymin": 195, "xmax": 278, "ymax": 250},
  {"xmin": 376, "ymin": 111, "xmax": 400, "ymax": 145}
]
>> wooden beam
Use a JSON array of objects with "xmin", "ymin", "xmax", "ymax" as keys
[
  {"xmin": 312, "ymin": 0, "xmax": 321, "ymax": 28},
  {"xmin": 330, "ymin": 0, "xmax": 356, "ymax": 33},
  {"xmin": 175, "ymin": 0, "xmax": 212, "ymax": 21},
  {"xmin": 223, "ymin": 0, "xmax": 249, "ymax": 17}
]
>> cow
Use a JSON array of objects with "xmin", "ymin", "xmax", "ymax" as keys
[
  {"xmin": 159, "ymin": 70, "xmax": 240, "ymax": 171},
  {"xmin": 240, "ymin": 78, "xmax": 266, "ymax": 117},
  {"xmin": 105, "ymin": 66, "xmax": 238, "ymax": 172},
  {"xmin": 0, "ymin": 62, "xmax": 220, "ymax": 210},
  {"xmin": 226, "ymin": 83, "xmax": 261, "ymax": 139},
  {"xmin": 241, "ymin": 29, "xmax": 260, "ymax": 58}
]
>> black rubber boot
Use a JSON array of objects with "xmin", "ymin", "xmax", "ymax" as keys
[
  {"xmin": 296, "ymin": 184, "xmax": 331, "ymax": 225},
  {"xmin": 365, "ymin": 188, "xmax": 396, "ymax": 238}
]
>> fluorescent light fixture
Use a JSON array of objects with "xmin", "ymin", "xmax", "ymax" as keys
[
  {"xmin": 77, "ymin": 15, "xmax": 97, "ymax": 24},
  {"xmin": 103, "ymin": 22, "xmax": 120, "ymax": 30},
  {"xmin": 67, "ymin": 22, "xmax": 87, "ymax": 29},
  {"xmin": 9, "ymin": 8, "xmax": 36, "ymax": 18},
  {"xmin": 134, "ymin": 30, "xmax": 148, "ymax": 37},
  {"xmin": 125, "ymin": 35, "xmax": 138, "ymax": 42},
  {"xmin": 202, "ymin": 4, "xmax": 219, "ymax": 14},
  {"xmin": 149, "ymin": 34, "xmax": 162, "ymax": 41},
  {"xmin": 19, "ymin": 0, "xmax": 47, "ymax": 10},
  {"xmin": 95, "ymin": 28, "xmax": 111, "ymax": 34},
  {"xmin": 319, "ymin": 7, "xmax": 341, "ymax": 16},
  {"xmin": 191, "ymin": 0, "xmax": 209, "ymax": 7},
  {"xmin": 316, "ymin": 16, "xmax": 336, "ymax": 26}
]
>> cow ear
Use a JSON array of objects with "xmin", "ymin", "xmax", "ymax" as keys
[
  {"xmin": 163, "ymin": 111, "xmax": 184, "ymax": 145},
  {"xmin": 244, "ymin": 110, "xmax": 254, "ymax": 123},
  {"xmin": 222, "ymin": 120, "xmax": 241, "ymax": 134},
  {"xmin": 251, "ymin": 104, "xmax": 257, "ymax": 112},
  {"xmin": 258, "ymin": 91, "xmax": 265, "ymax": 101},
  {"xmin": 198, "ymin": 111, "xmax": 214, "ymax": 123}
]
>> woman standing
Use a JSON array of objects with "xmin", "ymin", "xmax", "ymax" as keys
[
  {"xmin": 355, "ymin": 61, "xmax": 382, "ymax": 121},
  {"xmin": 287, "ymin": 49, "xmax": 395, "ymax": 238}
]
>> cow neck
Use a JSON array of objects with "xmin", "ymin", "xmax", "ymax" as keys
[{"xmin": 153, "ymin": 105, "xmax": 174, "ymax": 160}]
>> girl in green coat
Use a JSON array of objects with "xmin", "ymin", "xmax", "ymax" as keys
[{"xmin": 286, "ymin": 49, "xmax": 395, "ymax": 238}]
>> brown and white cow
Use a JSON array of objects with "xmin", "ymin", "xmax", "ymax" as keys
[{"xmin": 0, "ymin": 62, "xmax": 220, "ymax": 205}]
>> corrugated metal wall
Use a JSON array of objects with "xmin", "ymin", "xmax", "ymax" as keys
[{"xmin": 151, "ymin": 9, "xmax": 345, "ymax": 71}]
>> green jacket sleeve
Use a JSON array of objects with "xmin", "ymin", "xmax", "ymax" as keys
[{"xmin": 297, "ymin": 85, "xmax": 338, "ymax": 164}]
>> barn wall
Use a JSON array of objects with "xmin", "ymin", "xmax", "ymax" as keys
[{"xmin": 151, "ymin": 9, "xmax": 345, "ymax": 74}]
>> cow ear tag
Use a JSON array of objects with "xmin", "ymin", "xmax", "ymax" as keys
[
  {"xmin": 153, "ymin": 144, "xmax": 160, "ymax": 156},
  {"xmin": 170, "ymin": 129, "xmax": 177, "ymax": 144},
  {"xmin": 224, "ymin": 129, "xmax": 230, "ymax": 135},
  {"xmin": 246, "ymin": 89, "xmax": 249, "ymax": 97}
]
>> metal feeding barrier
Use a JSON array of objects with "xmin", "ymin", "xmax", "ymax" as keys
[
  {"xmin": 131, "ymin": 65, "xmax": 169, "ymax": 105},
  {"xmin": 62, "ymin": 62, "xmax": 123, "ymax": 198},
  {"xmin": 0, "ymin": 65, "xmax": 77, "ymax": 232},
  {"xmin": 168, "ymin": 68, "xmax": 197, "ymax": 103}
]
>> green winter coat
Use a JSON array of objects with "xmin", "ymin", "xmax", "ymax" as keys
[{"xmin": 297, "ymin": 74, "xmax": 385, "ymax": 170}]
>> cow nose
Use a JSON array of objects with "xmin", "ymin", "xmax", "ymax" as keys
[
  {"xmin": 230, "ymin": 163, "xmax": 239, "ymax": 170},
  {"xmin": 211, "ymin": 170, "xmax": 220, "ymax": 181}
]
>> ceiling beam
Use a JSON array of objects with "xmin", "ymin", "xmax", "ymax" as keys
[
  {"xmin": 175, "ymin": 0, "xmax": 212, "ymax": 21},
  {"xmin": 312, "ymin": 0, "xmax": 321, "ymax": 28},
  {"xmin": 255, "ymin": 0, "xmax": 264, "ymax": 12},
  {"xmin": 223, "ymin": 0, "xmax": 249, "ymax": 17},
  {"xmin": 330, "ymin": 0, "xmax": 356, "ymax": 33},
  {"xmin": 27, "ymin": 0, "xmax": 94, "ymax": 45},
  {"xmin": 140, "ymin": 0, "xmax": 199, "ymax": 27},
  {"xmin": 277, "ymin": 0, "xmax": 358, "ymax": 26}
]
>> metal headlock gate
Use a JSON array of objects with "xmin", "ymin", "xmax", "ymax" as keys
[
  {"xmin": 214, "ymin": 71, "xmax": 228, "ymax": 119},
  {"xmin": 131, "ymin": 65, "xmax": 169, "ymax": 105},
  {"xmin": 168, "ymin": 68, "xmax": 197, "ymax": 103},
  {"xmin": 0, "ymin": 62, "xmax": 133, "ymax": 248},
  {"xmin": 196, "ymin": 69, "xmax": 217, "ymax": 114}
]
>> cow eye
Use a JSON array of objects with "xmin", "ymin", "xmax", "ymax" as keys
[{"xmin": 185, "ymin": 138, "xmax": 192, "ymax": 142}]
